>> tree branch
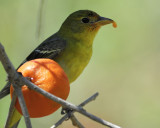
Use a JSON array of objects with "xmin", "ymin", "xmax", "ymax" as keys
[
  {"xmin": 5, "ymin": 91, "xmax": 17, "ymax": 128},
  {"xmin": 0, "ymin": 43, "xmax": 32, "ymax": 128},
  {"xmin": 70, "ymin": 113, "xmax": 85, "ymax": 128},
  {"xmin": 36, "ymin": 0, "xmax": 45, "ymax": 40},
  {"xmin": 21, "ymin": 78, "xmax": 120, "ymax": 128},
  {"xmin": 12, "ymin": 83, "xmax": 32, "ymax": 128},
  {"xmin": 0, "ymin": 42, "xmax": 121, "ymax": 128},
  {"xmin": 51, "ymin": 92, "xmax": 99, "ymax": 128}
]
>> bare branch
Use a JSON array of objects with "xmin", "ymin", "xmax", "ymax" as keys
[
  {"xmin": 36, "ymin": 0, "xmax": 46, "ymax": 40},
  {"xmin": 0, "ymin": 43, "xmax": 16, "ymax": 78},
  {"xmin": 70, "ymin": 113, "xmax": 85, "ymax": 128},
  {"xmin": 5, "ymin": 91, "xmax": 17, "ymax": 128},
  {"xmin": 79, "ymin": 92, "xmax": 99, "ymax": 107},
  {"xmin": 12, "ymin": 83, "xmax": 32, "ymax": 128},
  {"xmin": 51, "ymin": 92, "xmax": 120, "ymax": 128},
  {"xmin": 0, "ymin": 42, "xmax": 121, "ymax": 128},
  {"xmin": 51, "ymin": 92, "xmax": 99, "ymax": 128},
  {"xmin": 0, "ymin": 43, "xmax": 32, "ymax": 128}
]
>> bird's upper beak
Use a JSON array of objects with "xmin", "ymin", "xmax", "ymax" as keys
[{"xmin": 96, "ymin": 16, "xmax": 114, "ymax": 26}]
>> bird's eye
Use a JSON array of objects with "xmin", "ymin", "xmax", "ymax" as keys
[{"xmin": 81, "ymin": 18, "xmax": 90, "ymax": 23}]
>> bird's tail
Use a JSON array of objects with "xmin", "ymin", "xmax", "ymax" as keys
[
  {"xmin": 0, "ymin": 82, "xmax": 22, "ymax": 128},
  {"xmin": 8, "ymin": 108, "xmax": 22, "ymax": 128},
  {"xmin": 0, "ymin": 82, "xmax": 11, "ymax": 99}
]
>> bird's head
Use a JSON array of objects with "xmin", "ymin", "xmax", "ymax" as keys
[{"xmin": 58, "ymin": 10, "xmax": 116, "ymax": 44}]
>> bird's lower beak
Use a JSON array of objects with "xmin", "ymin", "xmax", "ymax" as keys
[
  {"xmin": 96, "ymin": 16, "xmax": 117, "ymax": 28},
  {"xmin": 97, "ymin": 16, "xmax": 114, "ymax": 26}
]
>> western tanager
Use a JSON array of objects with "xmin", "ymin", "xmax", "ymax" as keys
[{"xmin": 0, "ymin": 10, "xmax": 116, "ymax": 127}]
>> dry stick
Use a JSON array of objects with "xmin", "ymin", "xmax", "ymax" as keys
[
  {"xmin": 70, "ymin": 113, "xmax": 85, "ymax": 128},
  {"xmin": 61, "ymin": 93, "xmax": 99, "ymax": 128},
  {"xmin": 0, "ymin": 42, "xmax": 121, "ymax": 128},
  {"xmin": 5, "ymin": 91, "xmax": 17, "ymax": 128},
  {"xmin": 51, "ymin": 92, "xmax": 99, "ymax": 128},
  {"xmin": 79, "ymin": 93, "xmax": 99, "ymax": 107},
  {"xmin": 22, "ymin": 79, "xmax": 121, "ymax": 128},
  {"xmin": 0, "ymin": 43, "xmax": 32, "ymax": 128},
  {"xmin": 36, "ymin": 0, "xmax": 45, "ymax": 40},
  {"xmin": 15, "ymin": 86, "xmax": 30, "ymax": 127},
  {"xmin": 12, "ymin": 83, "xmax": 32, "ymax": 128}
]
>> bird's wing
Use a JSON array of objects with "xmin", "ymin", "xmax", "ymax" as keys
[
  {"xmin": 26, "ymin": 36, "xmax": 66, "ymax": 61},
  {"xmin": 0, "ymin": 35, "xmax": 66, "ymax": 99},
  {"xmin": 18, "ymin": 35, "xmax": 66, "ymax": 67}
]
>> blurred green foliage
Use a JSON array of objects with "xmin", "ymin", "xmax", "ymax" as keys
[{"xmin": 0, "ymin": 0, "xmax": 160, "ymax": 128}]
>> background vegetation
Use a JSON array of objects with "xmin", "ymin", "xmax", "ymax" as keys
[{"xmin": 0, "ymin": 0, "xmax": 160, "ymax": 128}]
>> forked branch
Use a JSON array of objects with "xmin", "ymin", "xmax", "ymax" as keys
[{"xmin": 0, "ymin": 42, "xmax": 121, "ymax": 128}]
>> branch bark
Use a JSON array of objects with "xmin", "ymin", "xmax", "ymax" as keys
[
  {"xmin": 5, "ymin": 91, "xmax": 17, "ymax": 128},
  {"xmin": 0, "ymin": 42, "xmax": 121, "ymax": 128},
  {"xmin": 21, "ymin": 77, "xmax": 120, "ymax": 128},
  {"xmin": 36, "ymin": 0, "xmax": 45, "ymax": 40},
  {"xmin": 0, "ymin": 43, "xmax": 32, "ymax": 128},
  {"xmin": 51, "ymin": 92, "xmax": 99, "ymax": 128},
  {"xmin": 70, "ymin": 114, "xmax": 85, "ymax": 128}
]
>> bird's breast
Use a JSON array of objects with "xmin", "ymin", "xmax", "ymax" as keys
[{"xmin": 55, "ymin": 42, "xmax": 92, "ymax": 83}]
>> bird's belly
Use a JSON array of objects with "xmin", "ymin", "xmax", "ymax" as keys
[{"xmin": 55, "ymin": 49, "xmax": 92, "ymax": 83}]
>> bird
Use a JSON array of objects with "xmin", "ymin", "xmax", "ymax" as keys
[
  {"xmin": 0, "ymin": 10, "xmax": 116, "ymax": 99},
  {"xmin": 0, "ymin": 10, "xmax": 116, "ymax": 127}
]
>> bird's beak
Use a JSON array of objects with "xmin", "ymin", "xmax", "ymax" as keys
[{"xmin": 97, "ymin": 16, "xmax": 114, "ymax": 26}]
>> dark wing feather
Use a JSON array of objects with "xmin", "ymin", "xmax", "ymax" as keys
[
  {"xmin": 0, "ymin": 34, "xmax": 66, "ymax": 99},
  {"xmin": 27, "ymin": 38, "xmax": 66, "ymax": 60},
  {"xmin": 19, "ymin": 34, "xmax": 66, "ymax": 67}
]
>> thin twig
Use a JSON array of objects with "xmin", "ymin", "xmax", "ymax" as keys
[
  {"xmin": 0, "ymin": 43, "xmax": 32, "ymax": 128},
  {"xmin": 36, "ymin": 0, "xmax": 45, "ymax": 40},
  {"xmin": 79, "ymin": 92, "xmax": 99, "ymax": 107},
  {"xmin": 70, "ymin": 113, "xmax": 85, "ymax": 128},
  {"xmin": 12, "ymin": 83, "xmax": 32, "ymax": 128},
  {"xmin": 51, "ymin": 92, "xmax": 99, "ymax": 128},
  {"xmin": 0, "ymin": 42, "xmax": 121, "ymax": 128},
  {"xmin": 23, "ymin": 79, "xmax": 120, "ymax": 128},
  {"xmin": 50, "ymin": 113, "xmax": 67, "ymax": 128},
  {"xmin": 5, "ymin": 91, "xmax": 17, "ymax": 128}
]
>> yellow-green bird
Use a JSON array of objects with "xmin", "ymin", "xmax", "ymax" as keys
[{"xmin": 0, "ymin": 10, "xmax": 116, "ymax": 127}]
